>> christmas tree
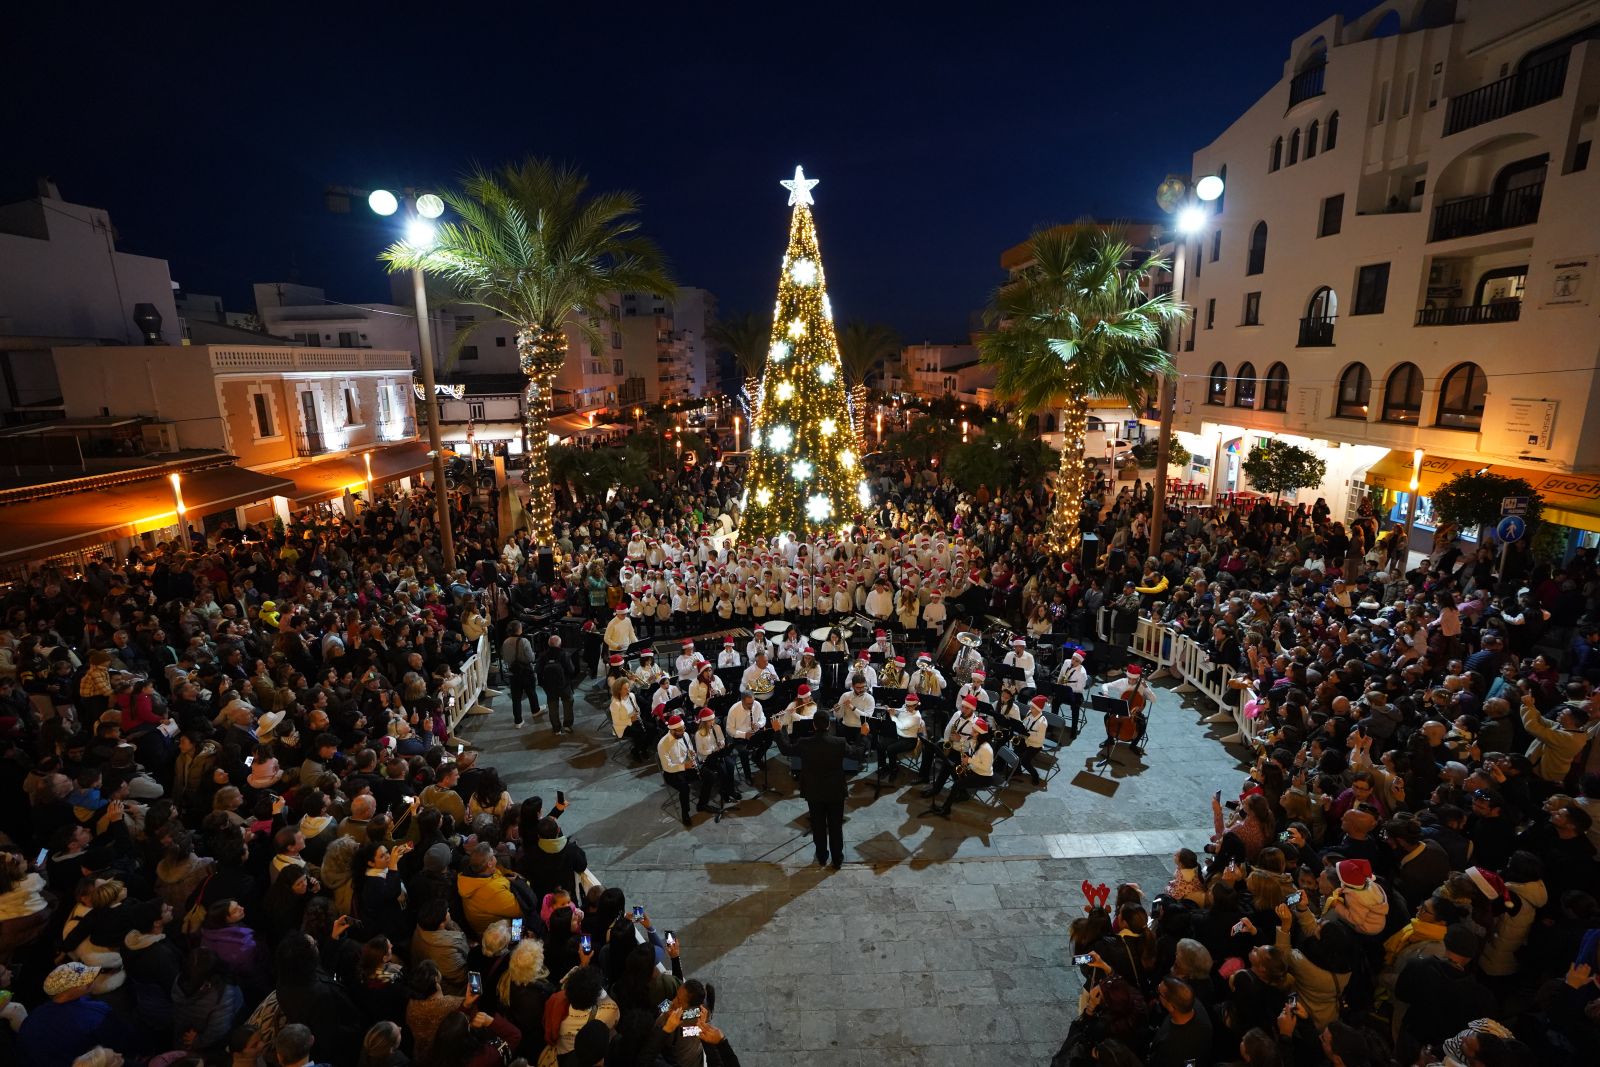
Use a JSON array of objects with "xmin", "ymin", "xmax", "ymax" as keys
[{"xmin": 741, "ymin": 166, "xmax": 863, "ymax": 539}]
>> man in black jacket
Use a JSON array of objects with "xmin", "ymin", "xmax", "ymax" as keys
[
  {"xmin": 539, "ymin": 634, "xmax": 577, "ymax": 733},
  {"xmin": 773, "ymin": 710, "xmax": 867, "ymax": 869}
]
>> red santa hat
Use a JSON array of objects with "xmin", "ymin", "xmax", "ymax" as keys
[
  {"xmin": 962, "ymin": 694, "xmax": 979, "ymax": 710},
  {"xmin": 1126, "ymin": 664, "xmax": 1142, "ymax": 676},
  {"xmin": 723, "ymin": 636, "xmax": 736, "ymax": 646},
  {"xmin": 1336, "ymin": 858, "xmax": 1373, "ymax": 889},
  {"xmin": 682, "ymin": 639, "xmax": 696, "ymax": 649},
  {"xmin": 893, "ymin": 655, "xmax": 906, "ymax": 665},
  {"xmin": 971, "ymin": 668, "xmax": 986, "ymax": 680},
  {"xmin": 1466, "ymin": 866, "xmax": 1513, "ymax": 910},
  {"xmin": 905, "ymin": 693, "xmax": 921, "ymax": 704},
  {"xmin": 696, "ymin": 707, "xmax": 716, "ymax": 723},
  {"xmin": 1031, "ymin": 694, "xmax": 1049, "ymax": 708},
  {"xmin": 874, "ymin": 629, "xmax": 886, "ymax": 637},
  {"xmin": 608, "ymin": 654, "xmax": 624, "ymax": 666},
  {"xmin": 973, "ymin": 716, "xmax": 991, "ymax": 733},
  {"xmin": 666, "ymin": 714, "xmax": 685, "ymax": 728},
  {"xmin": 613, "ymin": 606, "xmax": 628, "ymax": 615},
  {"xmin": 796, "ymin": 683, "xmax": 811, "ymax": 697},
  {"xmin": 917, "ymin": 653, "xmax": 933, "ymax": 664}
]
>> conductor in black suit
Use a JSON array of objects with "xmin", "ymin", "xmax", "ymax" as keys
[{"xmin": 773, "ymin": 709, "xmax": 868, "ymax": 869}]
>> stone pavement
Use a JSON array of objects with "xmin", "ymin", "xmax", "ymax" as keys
[{"xmin": 460, "ymin": 678, "xmax": 1248, "ymax": 1066}]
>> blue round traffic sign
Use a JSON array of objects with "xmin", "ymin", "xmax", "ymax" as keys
[{"xmin": 1496, "ymin": 515, "xmax": 1527, "ymax": 543}]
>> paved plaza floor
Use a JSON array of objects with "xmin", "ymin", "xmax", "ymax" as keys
[{"xmin": 461, "ymin": 677, "xmax": 1249, "ymax": 1065}]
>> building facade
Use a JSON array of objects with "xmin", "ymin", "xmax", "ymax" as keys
[
  {"xmin": 901, "ymin": 343, "xmax": 994, "ymax": 405},
  {"xmin": 617, "ymin": 287, "xmax": 715, "ymax": 404},
  {"xmin": 1174, "ymin": 0, "xmax": 1600, "ymax": 536},
  {"xmin": 0, "ymin": 183, "xmax": 182, "ymax": 422}
]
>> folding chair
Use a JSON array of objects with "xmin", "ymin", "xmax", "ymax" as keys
[{"xmin": 975, "ymin": 746, "xmax": 1021, "ymax": 814}]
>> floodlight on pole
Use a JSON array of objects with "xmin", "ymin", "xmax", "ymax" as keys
[
  {"xmin": 1195, "ymin": 175, "xmax": 1225, "ymax": 202},
  {"xmin": 405, "ymin": 218, "xmax": 436, "ymax": 248},
  {"xmin": 1176, "ymin": 206, "xmax": 1207, "ymax": 235},
  {"xmin": 414, "ymin": 193, "xmax": 445, "ymax": 219},
  {"xmin": 368, "ymin": 189, "xmax": 399, "ymax": 216}
]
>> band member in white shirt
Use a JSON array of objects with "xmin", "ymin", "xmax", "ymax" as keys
[
  {"xmin": 657, "ymin": 715, "xmax": 698, "ymax": 826},
  {"xmin": 875, "ymin": 692, "xmax": 925, "ymax": 785},
  {"xmin": 717, "ymin": 637, "xmax": 743, "ymax": 668},
  {"xmin": 921, "ymin": 590, "xmax": 948, "ymax": 631},
  {"xmin": 649, "ymin": 676, "xmax": 682, "ymax": 723},
  {"xmin": 775, "ymin": 683, "xmax": 818, "ymax": 731},
  {"xmin": 931, "ymin": 716, "xmax": 995, "ymax": 815},
  {"xmin": 868, "ymin": 628, "xmax": 895, "ymax": 659},
  {"xmin": 910, "ymin": 654, "xmax": 947, "ymax": 697},
  {"xmin": 688, "ymin": 663, "xmax": 725, "ymax": 710},
  {"xmin": 745, "ymin": 630, "xmax": 774, "ymax": 665},
  {"xmin": 919, "ymin": 694, "xmax": 980, "ymax": 785},
  {"xmin": 1056, "ymin": 649, "xmax": 1090, "ymax": 732},
  {"xmin": 878, "ymin": 654, "xmax": 908, "ymax": 690},
  {"xmin": 603, "ymin": 606, "xmax": 637, "ymax": 663},
  {"xmin": 633, "ymin": 648, "xmax": 666, "ymax": 690},
  {"xmin": 674, "ymin": 639, "xmax": 700, "ymax": 684},
  {"xmin": 1019, "ymin": 693, "xmax": 1050, "ymax": 787},
  {"xmin": 956, "ymin": 668, "xmax": 991, "ymax": 712},
  {"xmin": 793, "ymin": 646, "xmax": 822, "ymax": 689},
  {"xmin": 834, "ymin": 676, "xmax": 875, "ymax": 732},
  {"xmin": 692, "ymin": 706, "xmax": 739, "ymax": 806},
  {"xmin": 726, "ymin": 692, "xmax": 770, "ymax": 781},
  {"xmin": 847, "ymin": 651, "xmax": 878, "ymax": 692},
  {"xmin": 739, "ymin": 650, "xmax": 779, "ymax": 698},
  {"xmin": 1003, "ymin": 637, "xmax": 1037, "ymax": 692},
  {"xmin": 610, "ymin": 679, "xmax": 651, "ymax": 761}
]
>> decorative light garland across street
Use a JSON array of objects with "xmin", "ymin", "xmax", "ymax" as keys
[{"xmin": 741, "ymin": 165, "xmax": 858, "ymax": 538}]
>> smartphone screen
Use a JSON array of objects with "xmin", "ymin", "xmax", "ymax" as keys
[
  {"xmin": 244, "ymin": 755, "xmax": 254, "ymax": 768},
  {"xmin": 557, "ymin": 789, "xmax": 566, "ymax": 806},
  {"xmin": 581, "ymin": 935, "xmax": 592, "ymax": 954},
  {"xmin": 467, "ymin": 971, "xmax": 482, "ymax": 996},
  {"xmin": 665, "ymin": 931, "xmax": 676, "ymax": 945},
  {"xmin": 35, "ymin": 847, "xmax": 49, "ymax": 868},
  {"xmin": 510, "ymin": 918, "xmax": 523, "ymax": 940},
  {"xmin": 633, "ymin": 905, "xmax": 644, "ymax": 920},
  {"xmin": 1072, "ymin": 953, "xmax": 1094, "ymax": 965},
  {"xmin": 1286, "ymin": 891, "xmax": 1303, "ymax": 907}
]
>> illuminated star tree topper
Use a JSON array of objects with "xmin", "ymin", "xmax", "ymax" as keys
[{"xmin": 741, "ymin": 165, "xmax": 861, "ymax": 539}]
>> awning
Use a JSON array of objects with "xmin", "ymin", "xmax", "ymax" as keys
[
  {"xmin": 549, "ymin": 412, "xmax": 601, "ymax": 438},
  {"xmin": 280, "ymin": 441, "xmax": 432, "ymax": 505},
  {"xmin": 0, "ymin": 465, "xmax": 294, "ymax": 564},
  {"xmin": 1364, "ymin": 451, "xmax": 1600, "ymax": 533}
]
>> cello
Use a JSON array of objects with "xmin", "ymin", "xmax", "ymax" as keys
[{"xmin": 1104, "ymin": 681, "xmax": 1147, "ymax": 744}]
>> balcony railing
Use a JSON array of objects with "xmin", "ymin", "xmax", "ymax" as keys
[
  {"xmin": 1298, "ymin": 314, "xmax": 1337, "ymax": 347},
  {"xmin": 1429, "ymin": 182, "xmax": 1543, "ymax": 241},
  {"xmin": 1288, "ymin": 63, "xmax": 1327, "ymax": 108},
  {"xmin": 1414, "ymin": 300, "xmax": 1522, "ymax": 326},
  {"xmin": 1445, "ymin": 54, "xmax": 1569, "ymax": 136},
  {"xmin": 295, "ymin": 431, "xmax": 332, "ymax": 457}
]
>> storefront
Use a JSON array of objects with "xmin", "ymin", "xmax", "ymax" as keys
[{"xmin": 1363, "ymin": 451, "xmax": 1600, "ymax": 553}]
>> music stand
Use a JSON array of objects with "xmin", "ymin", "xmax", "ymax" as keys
[
  {"xmin": 716, "ymin": 666, "xmax": 743, "ymax": 696},
  {"xmin": 1089, "ymin": 693, "xmax": 1132, "ymax": 772},
  {"xmin": 818, "ymin": 651, "xmax": 846, "ymax": 691}
]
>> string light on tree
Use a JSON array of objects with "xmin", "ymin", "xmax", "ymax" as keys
[
  {"xmin": 857, "ymin": 480, "xmax": 872, "ymax": 507},
  {"xmin": 742, "ymin": 165, "xmax": 859, "ymax": 537}
]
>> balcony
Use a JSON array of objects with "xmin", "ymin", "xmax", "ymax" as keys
[
  {"xmin": 295, "ymin": 431, "xmax": 333, "ymax": 457},
  {"xmin": 1429, "ymin": 182, "xmax": 1543, "ymax": 241},
  {"xmin": 1444, "ymin": 54, "xmax": 1568, "ymax": 136},
  {"xmin": 1288, "ymin": 63, "xmax": 1326, "ymax": 108},
  {"xmin": 1297, "ymin": 315, "xmax": 1336, "ymax": 347},
  {"xmin": 1415, "ymin": 300, "xmax": 1522, "ymax": 326},
  {"xmin": 380, "ymin": 416, "xmax": 418, "ymax": 442}
]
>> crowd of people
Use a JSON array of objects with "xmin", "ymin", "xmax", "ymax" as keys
[
  {"xmin": 1, "ymin": 428, "xmax": 1599, "ymax": 1066},
  {"xmin": 0, "ymin": 482, "xmax": 740, "ymax": 1067}
]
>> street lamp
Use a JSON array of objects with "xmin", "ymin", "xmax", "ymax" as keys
[
  {"xmin": 733, "ymin": 414, "xmax": 742, "ymax": 451},
  {"xmin": 1402, "ymin": 447, "xmax": 1424, "ymax": 563},
  {"xmin": 1148, "ymin": 171, "xmax": 1224, "ymax": 556},
  {"xmin": 363, "ymin": 451, "xmax": 374, "ymax": 501},
  {"xmin": 169, "ymin": 472, "xmax": 190, "ymax": 550},
  {"xmin": 369, "ymin": 187, "xmax": 456, "ymax": 572}
]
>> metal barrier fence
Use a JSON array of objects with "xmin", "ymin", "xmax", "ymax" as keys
[
  {"xmin": 446, "ymin": 634, "xmax": 492, "ymax": 730},
  {"xmin": 1095, "ymin": 609, "xmax": 1256, "ymax": 746}
]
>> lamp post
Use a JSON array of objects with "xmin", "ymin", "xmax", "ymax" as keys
[
  {"xmin": 363, "ymin": 451, "xmax": 374, "ymax": 503},
  {"xmin": 1148, "ymin": 172, "xmax": 1224, "ymax": 557},
  {"xmin": 369, "ymin": 188, "xmax": 455, "ymax": 572},
  {"xmin": 733, "ymin": 414, "xmax": 742, "ymax": 451},
  {"xmin": 169, "ymin": 472, "xmax": 190, "ymax": 550},
  {"xmin": 1402, "ymin": 447, "xmax": 1424, "ymax": 566}
]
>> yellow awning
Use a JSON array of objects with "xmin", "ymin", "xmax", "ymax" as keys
[
  {"xmin": 280, "ymin": 442, "xmax": 432, "ymax": 505},
  {"xmin": 1364, "ymin": 451, "xmax": 1600, "ymax": 533}
]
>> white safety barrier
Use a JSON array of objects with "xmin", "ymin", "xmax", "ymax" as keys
[{"xmin": 446, "ymin": 634, "xmax": 493, "ymax": 730}]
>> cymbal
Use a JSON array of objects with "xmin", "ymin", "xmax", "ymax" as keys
[{"xmin": 956, "ymin": 631, "xmax": 982, "ymax": 648}]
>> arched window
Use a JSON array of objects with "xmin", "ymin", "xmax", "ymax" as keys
[
  {"xmin": 1207, "ymin": 362, "xmax": 1228, "ymax": 405},
  {"xmin": 1234, "ymin": 362, "xmax": 1258, "ymax": 407},
  {"xmin": 1437, "ymin": 362, "xmax": 1487, "ymax": 430},
  {"xmin": 1325, "ymin": 111, "xmax": 1339, "ymax": 150},
  {"xmin": 1216, "ymin": 164, "xmax": 1227, "ymax": 213},
  {"xmin": 1306, "ymin": 120, "xmax": 1320, "ymax": 158},
  {"xmin": 1270, "ymin": 137, "xmax": 1283, "ymax": 172},
  {"xmin": 1262, "ymin": 362, "xmax": 1289, "ymax": 412},
  {"xmin": 1247, "ymin": 222, "xmax": 1268, "ymax": 275},
  {"xmin": 1288, "ymin": 128, "xmax": 1301, "ymax": 165},
  {"xmin": 1042, "ymin": 413, "xmax": 1057, "ymax": 433},
  {"xmin": 1336, "ymin": 362, "xmax": 1371, "ymax": 419},
  {"xmin": 1382, "ymin": 362, "xmax": 1423, "ymax": 423},
  {"xmin": 1301, "ymin": 286, "xmax": 1338, "ymax": 346}
]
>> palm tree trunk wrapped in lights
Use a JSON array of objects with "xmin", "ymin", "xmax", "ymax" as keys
[
  {"xmin": 837, "ymin": 321, "xmax": 899, "ymax": 454},
  {"xmin": 708, "ymin": 312, "xmax": 771, "ymax": 427},
  {"xmin": 382, "ymin": 159, "xmax": 672, "ymax": 548},
  {"xmin": 980, "ymin": 225, "xmax": 1184, "ymax": 561}
]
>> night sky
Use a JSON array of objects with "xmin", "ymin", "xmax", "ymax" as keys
[{"xmin": 9, "ymin": 1, "xmax": 1357, "ymax": 342}]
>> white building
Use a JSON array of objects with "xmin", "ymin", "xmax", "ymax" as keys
[
  {"xmin": 0, "ymin": 182, "xmax": 182, "ymax": 421},
  {"xmin": 617, "ymin": 287, "xmax": 716, "ymax": 404},
  {"xmin": 1174, "ymin": 0, "xmax": 1600, "ymax": 541},
  {"xmin": 902, "ymin": 343, "xmax": 994, "ymax": 405}
]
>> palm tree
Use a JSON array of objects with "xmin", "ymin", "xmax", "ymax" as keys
[
  {"xmin": 979, "ymin": 227, "xmax": 1184, "ymax": 556},
  {"xmin": 706, "ymin": 312, "xmax": 770, "ymax": 422},
  {"xmin": 836, "ymin": 321, "xmax": 899, "ymax": 449},
  {"xmin": 382, "ymin": 159, "xmax": 673, "ymax": 546}
]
